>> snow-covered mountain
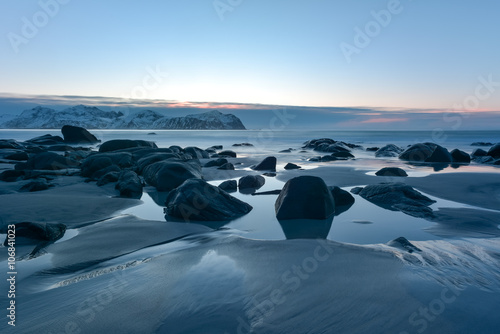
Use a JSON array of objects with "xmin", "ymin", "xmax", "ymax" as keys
[{"xmin": 0, "ymin": 105, "xmax": 246, "ymax": 130}]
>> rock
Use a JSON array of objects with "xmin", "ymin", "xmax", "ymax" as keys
[
  {"xmin": 366, "ymin": 147, "xmax": 379, "ymax": 152},
  {"xmin": 238, "ymin": 175, "xmax": 265, "ymax": 189},
  {"xmin": 136, "ymin": 152, "xmax": 183, "ymax": 174},
  {"xmin": 218, "ymin": 163, "xmax": 234, "ymax": 170},
  {"xmin": 61, "ymin": 125, "xmax": 100, "ymax": 144},
  {"xmin": 18, "ymin": 152, "xmax": 79, "ymax": 170},
  {"xmin": 218, "ymin": 150, "xmax": 237, "ymax": 158},
  {"xmin": 0, "ymin": 139, "xmax": 24, "ymax": 150},
  {"xmin": 425, "ymin": 145, "xmax": 452, "ymax": 163},
  {"xmin": 25, "ymin": 134, "xmax": 65, "ymax": 146},
  {"xmin": 472, "ymin": 148, "xmax": 488, "ymax": 157},
  {"xmin": 165, "ymin": 179, "xmax": 252, "ymax": 221},
  {"xmin": 279, "ymin": 149, "xmax": 292, "ymax": 153},
  {"xmin": 204, "ymin": 158, "xmax": 228, "ymax": 168},
  {"xmin": 0, "ymin": 170, "xmax": 25, "ymax": 182},
  {"xmin": 96, "ymin": 171, "xmax": 120, "ymax": 186},
  {"xmin": 3, "ymin": 222, "xmax": 66, "ymax": 245},
  {"xmin": 19, "ymin": 179, "xmax": 52, "ymax": 192},
  {"xmin": 375, "ymin": 167, "xmax": 408, "ymax": 177},
  {"xmin": 471, "ymin": 142, "xmax": 493, "ymax": 146},
  {"xmin": 450, "ymin": 149, "xmax": 471, "ymax": 163},
  {"xmin": 356, "ymin": 183, "xmax": 435, "ymax": 218},
  {"xmin": 474, "ymin": 156, "xmax": 495, "ymax": 164},
  {"xmin": 330, "ymin": 186, "xmax": 355, "ymax": 207},
  {"xmin": 350, "ymin": 187, "xmax": 363, "ymax": 195},
  {"xmin": 208, "ymin": 145, "xmax": 223, "ymax": 150},
  {"xmin": 387, "ymin": 237, "xmax": 421, "ymax": 253},
  {"xmin": 143, "ymin": 160, "xmax": 202, "ymax": 191},
  {"xmin": 92, "ymin": 164, "xmax": 121, "ymax": 180},
  {"xmin": 284, "ymin": 163, "xmax": 301, "ymax": 170},
  {"xmin": 232, "ymin": 143, "xmax": 253, "ymax": 147},
  {"xmin": 184, "ymin": 146, "xmax": 209, "ymax": 159},
  {"xmin": 218, "ymin": 180, "xmax": 237, "ymax": 192},
  {"xmin": 81, "ymin": 152, "xmax": 134, "ymax": 177},
  {"xmin": 320, "ymin": 155, "xmax": 338, "ymax": 162},
  {"xmin": 252, "ymin": 156, "xmax": 277, "ymax": 171},
  {"xmin": 115, "ymin": 170, "xmax": 143, "ymax": 198},
  {"xmin": 399, "ymin": 143, "xmax": 437, "ymax": 162},
  {"xmin": 99, "ymin": 139, "xmax": 157, "ymax": 153},
  {"xmin": 262, "ymin": 172, "xmax": 276, "ymax": 177},
  {"xmin": 331, "ymin": 151, "xmax": 354, "ymax": 159},
  {"xmin": 375, "ymin": 144, "xmax": 403, "ymax": 158},
  {"xmin": 275, "ymin": 176, "xmax": 335, "ymax": 220},
  {"xmin": 487, "ymin": 143, "xmax": 500, "ymax": 158},
  {"xmin": 0, "ymin": 149, "xmax": 29, "ymax": 161},
  {"xmin": 148, "ymin": 132, "xmax": 157, "ymax": 135},
  {"xmin": 252, "ymin": 190, "xmax": 282, "ymax": 196},
  {"xmin": 46, "ymin": 145, "xmax": 76, "ymax": 152}
]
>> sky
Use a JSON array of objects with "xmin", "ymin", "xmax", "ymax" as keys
[{"xmin": 0, "ymin": 0, "xmax": 499, "ymax": 128}]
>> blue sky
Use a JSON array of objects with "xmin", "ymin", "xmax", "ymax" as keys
[{"xmin": 0, "ymin": 0, "xmax": 499, "ymax": 127}]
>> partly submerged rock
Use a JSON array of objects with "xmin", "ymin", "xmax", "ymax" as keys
[
  {"xmin": 19, "ymin": 179, "xmax": 53, "ymax": 192},
  {"xmin": 356, "ymin": 183, "xmax": 435, "ymax": 219},
  {"xmin": 252, "ymin": 156, "xmax": 277, "ymax": 171},
  {"xmin": 450, "ymin": 149, "xmax": 471, "ymax": 163},
  {"xmin": 375, "ymin": 167, "xmax": 408, "ymax": 177},
  {"xmin": 25, "ymin": 134, "xmax": 65, "ymax": 146},
  {"xmin": 61, "ymin": 125, "xmax": 100, "ymax": 144},
  {"xmin": 165, "ymin": 179, "xmax": 252, "ymax": 221},
  {"xmin": 284, "ymin": 162, "xmax": 301, "ymax": 170},
  {"xmin": 204, "ymin": 158, "xmax": 228, "ymax": 168},
  {"xmin": 217, "ymin": 162, "xmax": 235, "ymax": 170},
  {"xmin": 330, "ymin": 186, "xmax": 355, "ymax": 215},
  {"xmin": 218, "ymin": 150, "xmax": 237, "ymax": 158},
  {"xmin": 17, "ymin": 152, "xmax": 79, "ymax": 170},
  {"xmin": 375, "ymin": 144, "xmax": 403, "ymax": 158},
  {"xmin": 184, "ymin": 146, "xmax": 210, "ymax": 159},
  {"xmin": 275, "ymin": 176, "xmax": 335, "ymax": 220},
  {"xmin": 238, "ymin": 175, "xmax": 265, "ymax": 189},
  {"xmin": 3, "ymin": 222, "xmax": 66, "ymax": 246},
  {"xmin": 387, "ymin": 237, "xmax": 422, "ymax": 253},
  {"xmin": 399, "ymin": 143, "xmax": 437, "ymax": 162},
  {"xmin": 487, "ymin": 143, "xmax": 500, "ymax": 158}
]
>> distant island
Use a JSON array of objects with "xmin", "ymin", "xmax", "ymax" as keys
[{"xmin": 0, "ymin": 105, "xmax": 246, "ymax": 130}]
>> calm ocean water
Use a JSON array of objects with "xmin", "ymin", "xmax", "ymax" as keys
[{"xmin": 1, "ymin": 129, "xmax": 499, "ymax": 154}]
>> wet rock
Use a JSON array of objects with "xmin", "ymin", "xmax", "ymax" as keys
[
  {"xmin": 0, "ymin": 149, "xmax": 29, "ymax": 161},
  {"xmin": 399, "ymin": 143, "xmax": 437, "ymax": 162},
  {"xmin": 330, "ymin": 186, "xmax": 355, "ymax": 215},
  {"xmin": 99, "ymin": 139, "xmax": 157, "ymax": 153},
  {"xmin": 184, "ymin": 146, "xmax": 210, "ymax": 159},
  {"xmin": 115, "ymin": 170, "xmax": 143, "ymax": 199},
  {"xmin": 275, "ymin": 176, "xmax": 335, "ymax": 220},
  {"xmin": 487, "ymin": 143, "xmax": 500, "ymax": 158},
  {"xmin": 143, "ymin": 160, "xmax": 202, "ymax": 191},
  {"xmin": 136, "ymin": 153, "xmax": 183, "ymax": 173},
  {"xmin": 0, "ymin": 170, "xmax": 25, "ymax": 182},
  {"xmin": 96, "ymin": 171, "xmax": 120, "ymax": 186},
  {"xmin": 375, "ymin": 144, "xmax": 403, "ymax": 158},
  {"xmin": 218, "ymin": 150, "xmax": 237, "ymax": 158},
  {"xmin": 375, "ymin": 167, "xmax": 408, "ymax": 177},
  {"xmin": 25, "ymin": 134, "xmax": 65, "ymax": 146},
  {"xmin": 3, "ymin": 222, "xmax": 66, "ymax": 245},
  {"xmin": 284, "ymin": 163, "xmax": 301, "ymax": 170},
  {"xmin": 387, "ymin": 237, "xmax": 421, "ymax": 253},
  {"xmin": 238, "ymin": 175, "xmax": 265, "ymax": 189},
  {"xmin": 252, "ymin": 156, "xmax": 277, "ymax": 171},
  {"xmin": 218, "ymin": 162, "xmax": 234, "ymax": 170},
  {"xmin": 472, "ymin": 148, "xmax": 488, "ymax": 157},
  {"xmin": 218, "ymin": 180, "xmax": 237, "ymax": 192},
  {"xmin": 425, "ymin": 145, "xmax": 452, "ymax": 163},
  {"xmin": 366, "ymin": 147, "xmax": 379, "ymax": 152},
  {"xmin": 61, "ymin": 125, "xmax": 100, "ymax": 144},
  {"xmin": 17, "ymin": 152, "xmax": 79, "ymax": 170},
  {"xmin": 450, "ymin": 149, "xmax": 471, "ymax": 163},
  {"xmin": 204, "ymin": 158, "xmax": 228, "ymax": 168},
  {"xmin": 356, "ymin": 183, "xmax": 435, "ymax": 218},
  {"xmin": 0, "ymin": 139, "xmax": 24, "ymax": 150},
  {"xmin": 19, "ymin": 179, "xmax": 53, "ymax": 192},
  {"xmin": 165, "ymin": 179, "xmax": 252, "ymax": 221},
  {"xmin": 232, "ymin": 143, "xmax": 253, "ymax": 147}
]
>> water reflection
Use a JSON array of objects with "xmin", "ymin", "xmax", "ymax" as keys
[{"xmin": 278, "ymin": 216, "xmax": 334, "ymax": 239}]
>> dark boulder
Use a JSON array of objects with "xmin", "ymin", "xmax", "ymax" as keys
[
  {"xmin": 252, "ymin": 156, "xmax": 277, "ymax": 171},
  {"xmin": 0, "ymin": 149, "xmax": 29, "ymax": 161},
  {"xmin": 487, "ymin": 143, "xmax": 500, "ymax": 158},
  {"xmin": 375, "ymin": 167, "xmax": 408, "ymax": 177},
  {"xmin": 366, "ymin": 147, "xmax": 379, "ymax": 152},
  {"xmin": 96, "ymin": 171, "xmax": 120, "ymax": 186},
  {"xmin": 18, "ymin": 152, "xmax": 79, "ymax": 170},
  {"xmin": 81, "ymin": 152, "xmax": 134, "ymax": 177},
  {"xmin": 115, "ymin": 170, "xmax": 143, "ymax": 198},
  {"xmin": 19, "ymin": 179, "xmax": 52, "ymax": 192},
  {"xmin": 399, "ymin": 143, "xmax": 437, "ymax": 162},
  {"xmin": 425, "ymin": 145, "xmax": 452, "ymax": 163},
  {"xmin": 47, "ymin": 145, "xmax": 76, "ymax": 152},
  {"xmin": 356, "ymin": 183, "xmax": 435, "ymax": 218},
  {"xmin": 275, "ymin": 176, "xmax": 335, "ymax": 220},
  {"xmin": 450, "ymin": 149, "xmax": 471, "ymax": 163},
  {"xmin": 136, "ymin": 153, "xmax": 182, "ymax": 174},
  {"xmin": 184, "ymin": 146, "xmax": 209, "ymax": 159},
  {"xmin": 61, "ymin": 125, "xmax": 100, "ymax": 144},
  {"xmin": 330, "ymin": 186, "xmax": 355, "ymax": 215},
  {"xmin": 204, "ymin": 158, "xmax": 228, "ymax": 168},
  {"xmin": 331, "ymin": 151, "xmax": 354, "ymax": 159},
  {"xmin": 218, "ymin": 180, "xmax": 237, "ymax": 192},
  {"xmin": 238, "ymin": 175, "xmax": 265, "ymax": 189},
  {"xmin": 3, "ymin": 222, "xmax": 66, "ymax": 245},
  {"xmin": 25, "ymin": 134, "xmax": 65, "ymax": 146},
  {"xmin": 375, "ymin": 144, "xmax": 403, "ymax": 158},
  {"xmin": 218, "ymin": 150, "xmax": 237, "ymax": 158},
  {"xmin": 92, "ymin": 164, "xmax": 121, "ymax": 180},
  {"xmin": 284, "ymin": 163, "xmax": 301, "ymax": 170},
  {"xmin": 218, "ymin": 163, "xmax": 234, "ymax": 170},
  {"xmin": 0, "ymin": 170, "xmax": 25, "ymax": 182},
  {"xmin": 99, "ymin": 139, "xmax": 157, "ymax": 153},
  {"xmin": 472, "ymin": 148, "xmax": 488, "ymax": 157},
  {"xmin": 165, "ymin": 179, "xmax": 252, "ymax": 221},
  {"xmin": 209, "ymin": 145, "xmax": 223, "ymax": 150},
  {"xmin": 143, "ymin": 160, "xmax": 202, "ymax": 191},
  {"xmin": 0, "ymin": 139, "xmax": 24, "ymax": 150}
]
